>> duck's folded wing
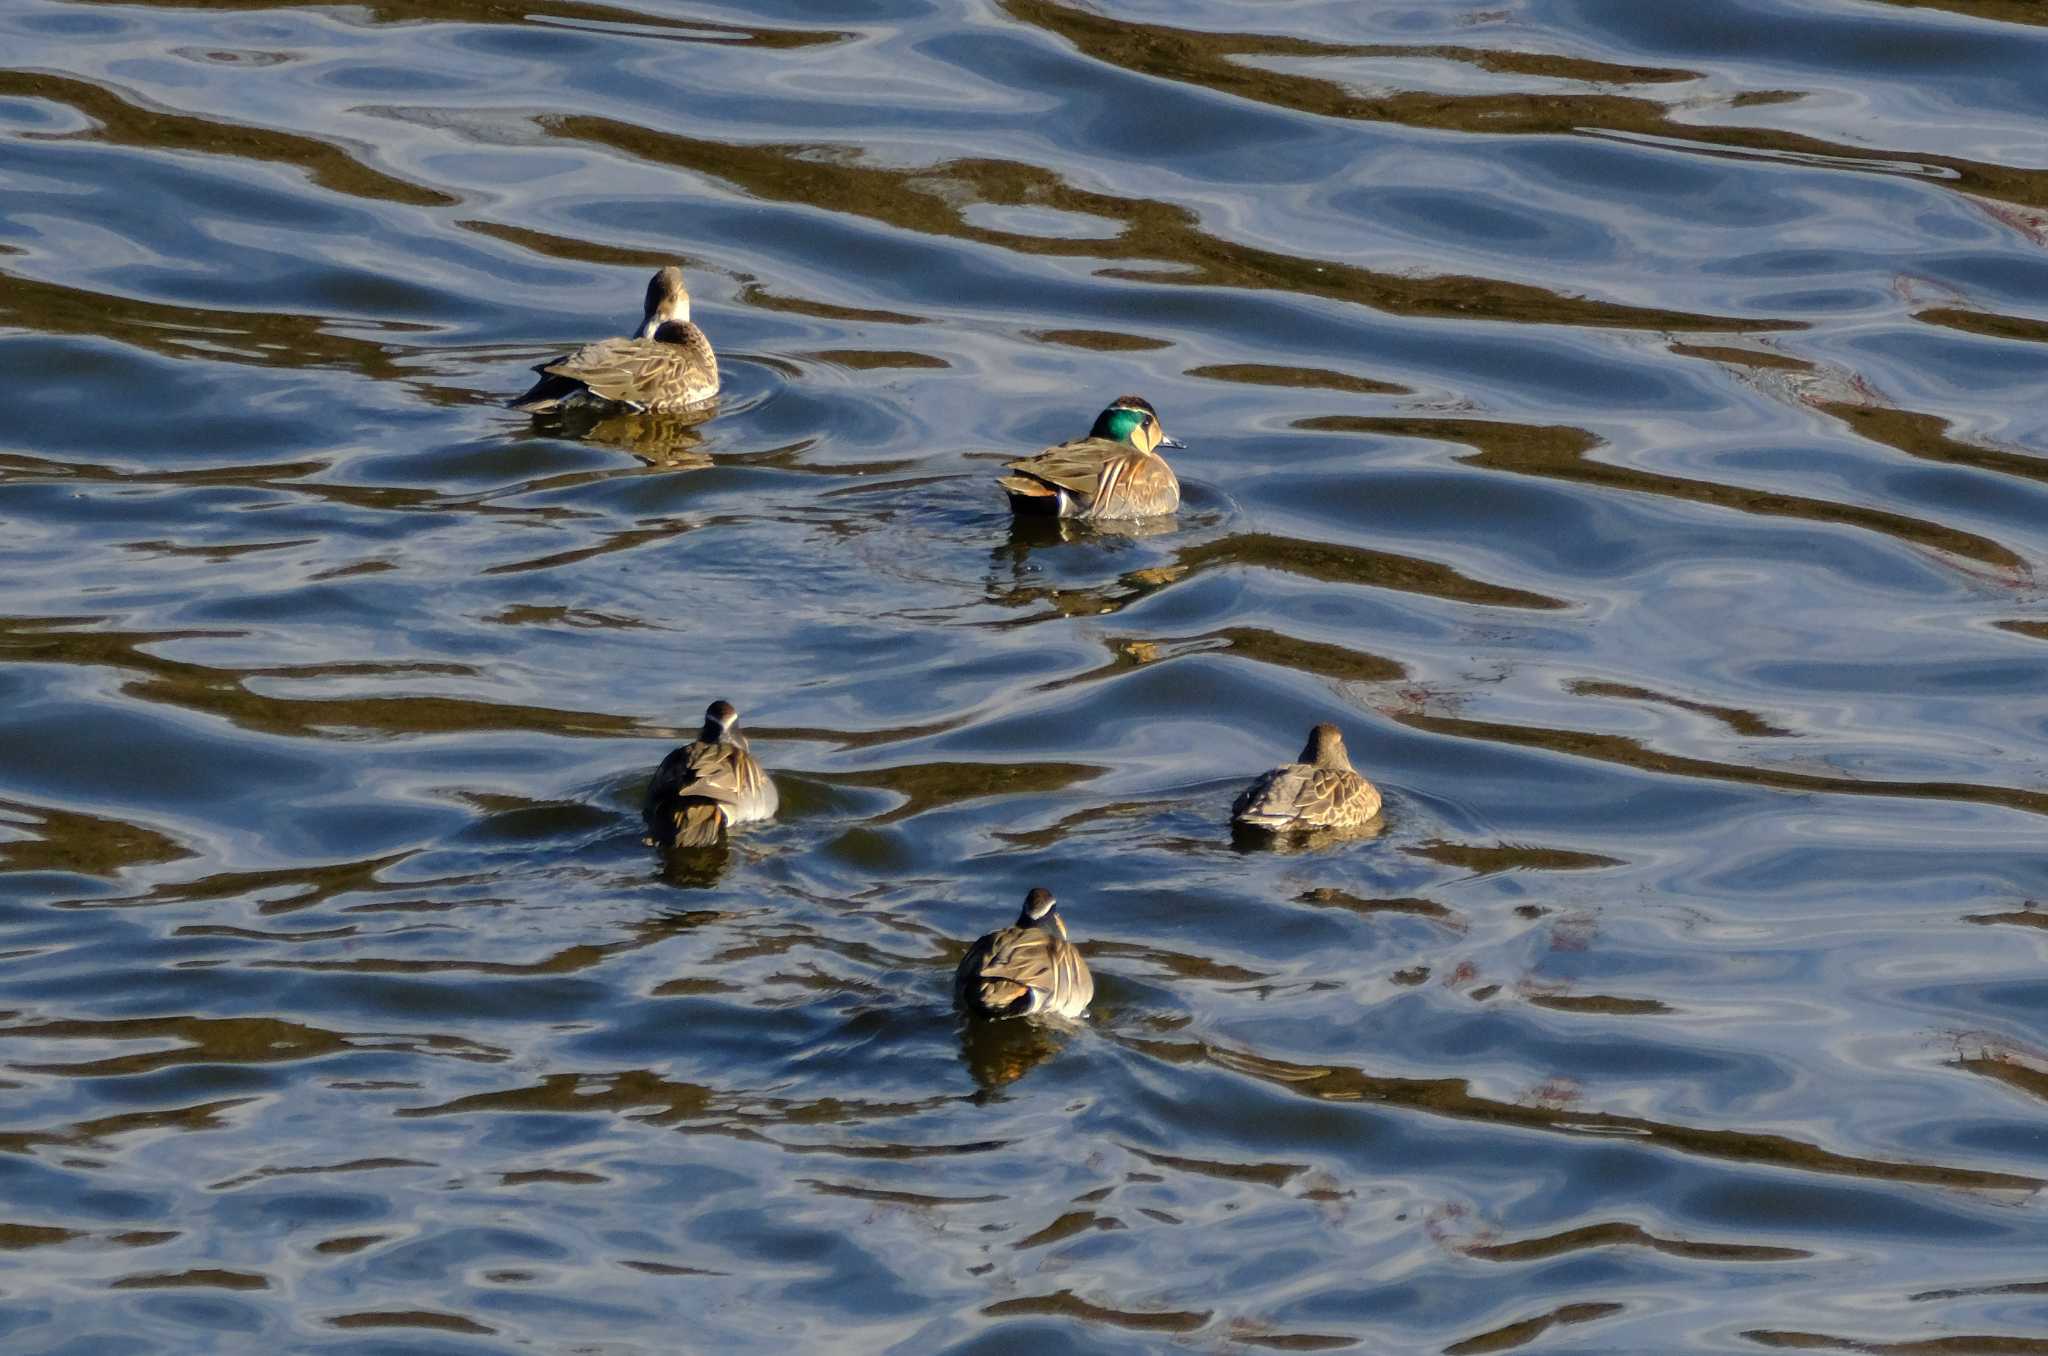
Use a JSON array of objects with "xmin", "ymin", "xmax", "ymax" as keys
[
  {"xmin": 536, "ymin": 339, "xmax": 686, "ymax": 410},
  {"xmin": 1326, "ymin": 769, "xmax": 1381, "ymax": 823},
  {"xmin": 1231, "ymin": 766, "xmax": 1294, "ymax": 821},
  {"xmin": 1050, "ymin": 940, "xmax": 1093, "ymax": 1015},
  {"xmin": 1001, "ymin": 438, "xmax": 1119, "ymax": 497},
  {"xmin": 648, "ymin": 741, "xmax": 747, "ymax": 808},
  {"xmin": 1296, "ymin": 768, "xmax": 1356, "ymax": 825},
  {"xmin": 958, "ymin": 926, "xmax": 1091, "ymax": 1016},
  {"xmin": 689, "ymin": 744, "xmax": 757, "ymax": 807},
  {"xmin": 1246, "ymin": 766, "xmax": 1377, "ymax": 826},
  {"xmin": 981, "ymin": 929, "xmax": 1054, "ymax": 983},
  {"xmin": 1236, "ymin": 763, "xmax": 1349, "ymax": 825},
  {"xmin": 973, "ymin": 928, "xmax": 1057, "ymax": 1007},
  {"xmin": 727, "ymin": 748, "xmax": 776, "ymax": 819}
]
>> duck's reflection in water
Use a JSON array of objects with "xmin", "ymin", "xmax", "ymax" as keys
[
  {"xmin": 1002, "ymin": 510, "xmax": 1181, "ymax": 553},
  {"xmin": 1230, "ymin": 816, "xmax": 1387, "ymax": 854},
  {"xmin": 987, "ymin": 515, "xmax": 1189, "ymax": 619},
  {"xmin": 956, "ymin": 1012, "xmax": 1077, "ymax": 1093},
  {"xmin": 542, "ymin": 407, "xmax": 718, "ymax": 467},
  {"xmin": 656, "ymin": 837, "xmax": 731, "ymax": 888}
]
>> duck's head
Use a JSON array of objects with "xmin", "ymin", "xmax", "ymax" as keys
[
  {"xmin": 1087, "ymin": 394, "xmax": 1184, "ymax": 453},
  {"xmin": 1016, "ymin": 886, "xmax": 1066, "ymax": 937},
  {"xmin": 699, "ymin": 699, "xmax": 739, "ymax": 742},
  {"xmin": 637, "ymin": 266, "xmax": 691, "ymax": 338},
  {"xmin": 1301, "ymin": 722, "xmax": 1349, "ymax": 768}
]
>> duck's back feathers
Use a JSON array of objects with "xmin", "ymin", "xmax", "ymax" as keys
[
  {"xmin": 1231, "ymin": 763, "xmax": 1380, "ymax": 832},
  {"xmin": 1001, "ymin": 438, "xmax": 1125, "ymax": 499},
  {"xmin": 514, "ymin": 324, "xmax": 719, "ymax": 415},
  {"xmin": 955, "ymin": 921, "xmax": 1093, "ymax": 1019},
  {"xmin": 999, "ymin": 437, "xmax": 1180, "ymax": 520},
  {"xmin": 643, "ymin": 731, "xmax": 776, "ymax": 848}
]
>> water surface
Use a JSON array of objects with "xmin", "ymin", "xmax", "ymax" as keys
[{"xmin": 3, "ymin": 0, "xmax": 2048, "ymax": 1351}]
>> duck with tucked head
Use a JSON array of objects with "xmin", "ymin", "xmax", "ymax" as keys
[
  {"xmin": 997, "ymin": 395, "xmax": 1183, "ymax": 520},
  {"xmin": 954, "ymin": 888, "xmax": 1094, "ymax": 1020},
  {"xmin": 513, "ymin": 266, "xmax": 719, "ymax": 415},
  {"xmin": 643, "ymin": 700, "xmax": 777, "ymax": 849},
  {"xmin": 1232, "ymin": 723, "xmax": 1382, "ymax": 834}
]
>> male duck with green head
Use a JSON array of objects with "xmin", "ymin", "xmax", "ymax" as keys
[{"xmin": 997, "ymin": 394, "xmax": 1184, "ymax": 520}]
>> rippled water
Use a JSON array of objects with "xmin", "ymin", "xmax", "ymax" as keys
[{"xmin": 4, "ymin": 0, "xmax": 2048, "ymax": 1350}]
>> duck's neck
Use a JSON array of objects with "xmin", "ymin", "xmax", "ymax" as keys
[{"xmin": 637, "ymin": 305, "xmax": 689, "ymax": 340}]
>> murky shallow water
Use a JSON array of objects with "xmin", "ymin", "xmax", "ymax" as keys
[{"xmin": 3, "ymin": 0, "xmax": 2048, "ymax": 1351}]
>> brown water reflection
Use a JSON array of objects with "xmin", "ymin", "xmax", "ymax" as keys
[
  {"xmin": 547, "ymin": 114, "xmax": 1786, "ymax": 331},
  {"xmin": 1008, "ymin": 0, "xmax": 2048, "ymax": 214},
  {"xmin": 1300, "ymin": 414, "xmax": 2026, "ymax": 569},
  {"xmin": 1156, "ymin": 1038, "xmax": 2042, "ymax": 1190}
]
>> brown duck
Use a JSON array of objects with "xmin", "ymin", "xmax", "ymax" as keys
[
  {"xmin": 954, "ymin": 888, "xmax": 1094, "ymax": 1020},
  {"xmin": 1232, "ymin": 723, "xmax": 1382, "ymax": 833},
  {"xmin": 643, "ymin": 700, "xmax": 777, "ymax": 848},
  {"xmin": 997, "ymin": 395, "xmax": 1183, "ymax": 520},
  {"xmin": 513, "ymin": 266, "xmax": 719, "ymax": 415}
]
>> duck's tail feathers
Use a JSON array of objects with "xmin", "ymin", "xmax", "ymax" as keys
[
  {"xmin": 999, "ymin": 475, "xmax": 1062, "ymax": 515},
  {"xmin": 974, "ymin": 979, "xmax": 1038, "ymax": 1016},
  {"xmin": 665, "ymin": 799, "xmax": 728, "ymax": 849},
  {"xmin": 511, "ymin": 370, "xmax": 580, "ymax": 413}
]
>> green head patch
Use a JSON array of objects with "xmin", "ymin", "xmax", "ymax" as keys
[{"xmin": 1089, "ymin": 406, "xmax": 1150, "ymax": 445}]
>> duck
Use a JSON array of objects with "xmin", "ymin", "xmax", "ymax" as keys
[
  {"xmin": 513, "ymin": 266, "xmax": 719, "ymax": 414},
  {"xmin": 954, "ymin": 887, "xmax": 1094, "ymax": 1020},
  {"xmin": 642, "ymin": 700, "xmax": 777, "ymax": 848},
  {"xmin": 997, "ymin": 394, "xmax": 1183, "ymax": 520},
  {"xmin": 1231, "ymin": 723, "xmax": 1383, "ymax": 834}
]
